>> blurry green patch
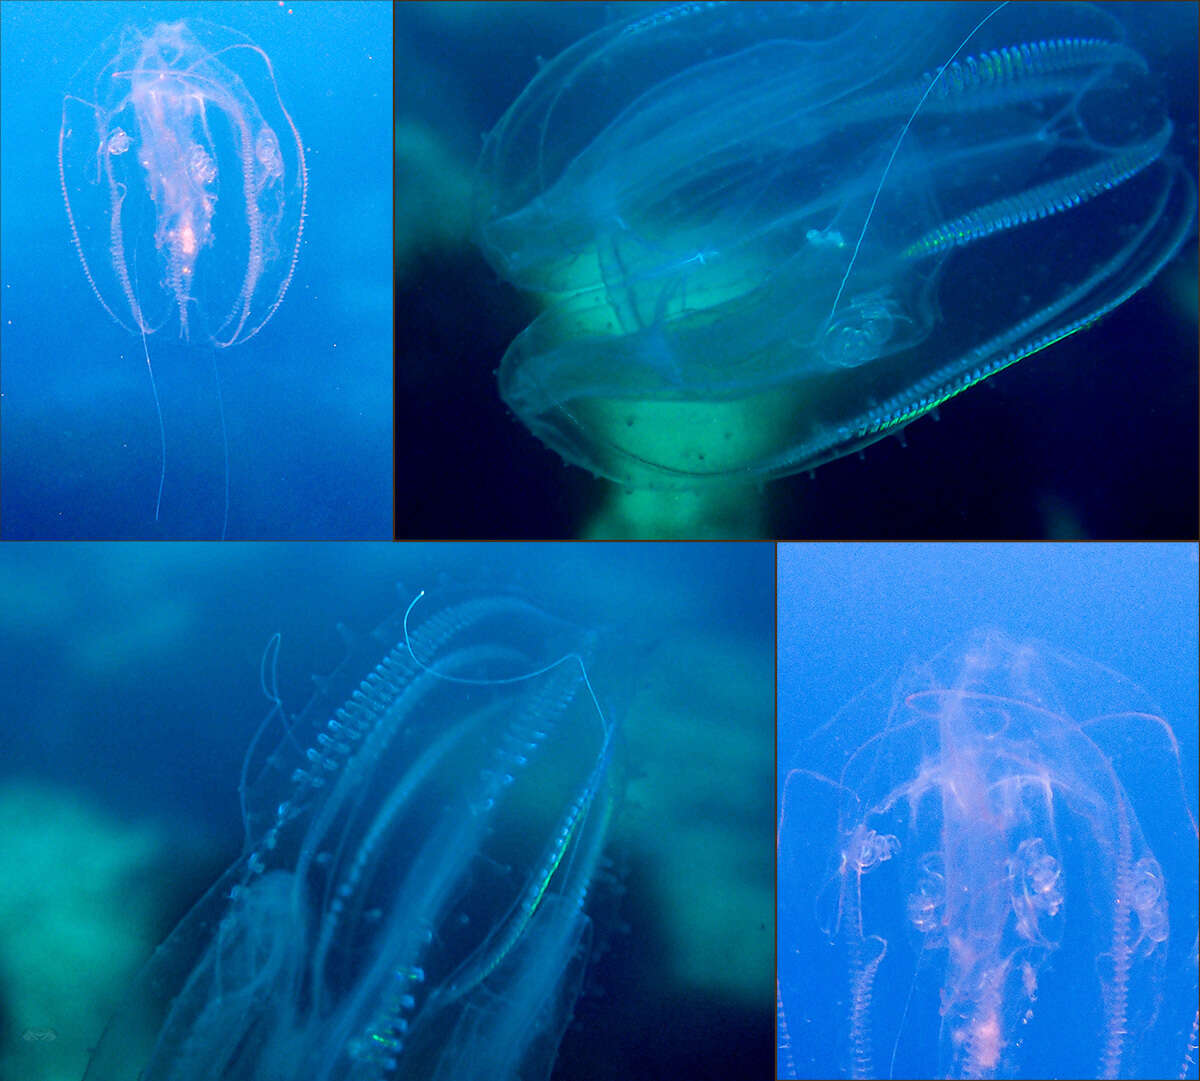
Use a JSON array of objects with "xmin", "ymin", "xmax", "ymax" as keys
[
  {"xmin": 395, "ymin": 121, "xmax": 474, "ymax": 277},
  {"xmin": 620, "ymin": 629, "xmax": 772, "ymax": 1004},
  {"xmin": 0, "ymin": 783, "xmax": 170, "ymax": 1081}
]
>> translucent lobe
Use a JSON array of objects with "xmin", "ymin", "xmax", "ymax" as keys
[
  {"xmin": 59, "ymin": 20, "xmax": 306, "ymax": 347},
  {"xmin": 478, "ymin": 3, "xmax": 1193, "ymax": 487}
]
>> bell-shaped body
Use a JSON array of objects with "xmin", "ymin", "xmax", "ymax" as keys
[
  {"xmin": 778, "ymin": 629, "xmax": 1198, "ymax": 1079},
  {"xmin": 59, "ymin": 20, "xmax": 306, "ymax": 346},
  {"xmin": 477, "ymin": 2, "xmax": 1194, "ymax": 488}
]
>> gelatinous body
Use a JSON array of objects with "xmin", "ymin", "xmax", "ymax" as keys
[
  {"xmin": 778, "ymin": 630, "xmax": 1198, "ymax": 1079},
  {"xmin": 83, "ymin": 590, "xmax": 620, "ymax": 1081},
  {"xmin": 59, "ymin": 20, "xmax": 306, "ymax": 346},
  {"xmin": 478, "ymin": 3, "xmax": 1194, "ymax": 487}
]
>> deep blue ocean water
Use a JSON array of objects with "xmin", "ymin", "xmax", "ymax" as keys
[
  {"xmin": 1, "ymin": 1, "xmax": 391, "ymax": 539},
  {"xmin": 778, "ymin": 543, "xmax": 1200, "ymax": 1079},
  {"xmin": 0, "ymin": 542, "xmax": 773, "ymax": 1081}
]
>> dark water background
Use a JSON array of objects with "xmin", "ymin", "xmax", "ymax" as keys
[{"xmin": 393, "ymin": 1, "xmax": 1196, "ymax": 540}]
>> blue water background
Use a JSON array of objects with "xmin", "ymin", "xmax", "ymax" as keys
[
  {"xmin": 0, "ymin": 542, "xmax": 773, "ymax": 1080},
  {"xmin": 0, "ymin": 1, "xmax": 391, "ymax": 539},
  {"xmin": 778, "ymin": 542, "xmax": 1200, "ymax": 1078}
]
